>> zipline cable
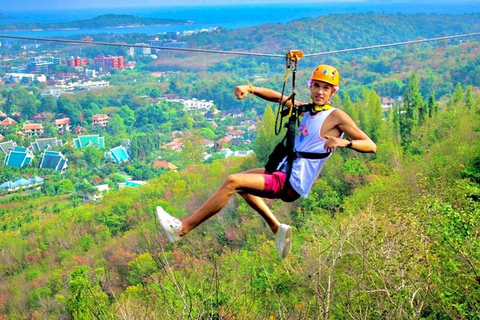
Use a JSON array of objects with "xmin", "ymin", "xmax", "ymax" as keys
[
  {"xmin": 0, "ymin": 34, "xmax": 284, "ymax": 58},
  {"xmin": 0, "ymin": 32, "xmax": 479, "ymax": 59},
  {"xmin": 303, "ymin": 32, "xmax": 480, "ymax": 57}
]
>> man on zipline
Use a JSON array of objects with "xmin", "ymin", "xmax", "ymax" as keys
[{"xmin": 157, "ymin": 64, "xmax": 377, "ymax": 259}]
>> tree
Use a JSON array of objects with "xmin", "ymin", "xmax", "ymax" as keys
[
  {"xmin": 127, "ymin": 252, "xmax": 157, "ymax": 285},
  {"xmin": 200, "ymin": 127, "xmax": 216, "ymax": 140},
  {"xmin": 75, "ymin": 180, "xmax": 96, "ymax": 203},
  {"xmin": 14, "ymin": 86, "xmax": 39, "ymax": 119},
  {"xmin": 427, "ymin": 92, "xmax": 438, "ymax": 118},
  {"xmin": 66, "ymin": 266, "xmax": 110, "ymax": 320},
  {"xmin": 465, "ymin": 85, "xmax": 474, "ymax": 109},
  {"xmin": 83, "ymin": 147, "xmax": 104, "ymax": 167},
  {"xmin": 57, "ymin": 96, "xmax": 81, "ymax": 124},
  {"xmin": 181, "ymin": 131, "xmax": 205, "ymax": 166},
  {"xmin": 252, "ymin": 105, "xmax": 283, "ymax": 164},
  {"xmin": 39, "ymin": 95, "xmax": 57, "ymax": 113},
  {"xmin": 149, "ymin": 87, "xmax": 161, "ymax": 98},
  {"xmin": 118, "ymin": 105, "xmax": 136, "ymax": 128},
  {"xmin": 341, "ymin": 91, "xmax": 357, "ymax": 124},
  {"xmin": 448, "ymin": 82, "xmax": 464, "ymax": 108},
  {"xmin": 400, "ymin": 73, "xmax": 423, "ymax": 147},
  {"xmin": 108, "ymin": 113, "xmax": 126, "ymax": 135},
  {"xmin": 365, "ymin": 90, "xmax": 385, "ymax": 143}
]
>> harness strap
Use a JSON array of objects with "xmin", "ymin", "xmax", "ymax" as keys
[
  {"xmin": 294, "ymin": 150, "xmax": 330, "ymax": 160},
  {"xmin": 280, "ymin": 103, "xmax": 334, "ymax": 117}
]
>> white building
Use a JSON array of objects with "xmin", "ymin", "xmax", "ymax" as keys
[{"xmin": 183, "ymin": 98, "xmax": 214, "ymax": 112}]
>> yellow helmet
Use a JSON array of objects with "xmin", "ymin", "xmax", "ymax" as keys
[{"xmin": 308, "ymin": 64, "xmax": 340, "ymax": 88}]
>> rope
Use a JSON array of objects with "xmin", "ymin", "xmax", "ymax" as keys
[
  {"xmin": 0, "ymin": 32, "xmax": 478, "ymax": 59},
  {"xmin": 0, "ymin": 34, "xmax": 283, "ymax": 58},
  {"xmin": 303, "ymin": 32, "xmax": 480, "ymax": 57}
]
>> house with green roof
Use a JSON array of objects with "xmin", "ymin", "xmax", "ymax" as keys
[
  {"xmin": 0, "ymin": 140, "xmax": 16, "ymax": 154},
  {"xmin": 106, "ymin": 146, "xmax": 130, "ymax": 163},
  {"xmin": 38, "ymin": 150, "xmax": 68, "ymax": 173},
  {"xmin": 31, "ymin": 137, "xmax": 63, "ymax": 152},
  {"xmin": 73, "ymin": 134, "xmax": 105, "ymax": 149},
  {"xmin": 4, "ymin": 146, "xmax": 34, "ymax": 168}
]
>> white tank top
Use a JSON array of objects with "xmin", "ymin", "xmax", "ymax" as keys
[{"xmin": 287, "ymin": 108, "xmax": 341, "ymax": 197}]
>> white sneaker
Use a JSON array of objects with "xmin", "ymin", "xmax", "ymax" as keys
[
  {"xmin": 275, "ymin": 224, "xmax": 292, "ymax": 259},
  {"xmin": 156, "ymin": 206, "xmax": 182, "ymax": 243}
]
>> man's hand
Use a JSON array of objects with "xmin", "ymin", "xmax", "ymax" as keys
[
  {"xmin": 234, "ymin": 85, "xmax": 250, "ymax": 100},
  {"xmin": 324, "ymin": 135, "xmax": 350, "ymax": 152}
]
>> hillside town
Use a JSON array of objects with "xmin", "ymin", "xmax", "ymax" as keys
[{"xmin": 0, "ymin": 34, "xmax": 262, "ymax": 198}]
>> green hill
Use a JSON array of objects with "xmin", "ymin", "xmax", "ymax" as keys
[
  {"xmin": 1, "ymin": 87, "xmax": 479, "ymax": 319},
  {"xmin": 0, "ymin": 11, "xmax": 480, "ymax": 319}
]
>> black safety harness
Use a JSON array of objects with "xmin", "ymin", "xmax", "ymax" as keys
[{"xmin": 270, "ymin": 51, "xmax": 331, "ymax": 201}]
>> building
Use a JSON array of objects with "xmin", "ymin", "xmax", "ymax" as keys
[
  {"xmin": 42, "ymin": 80, "xmax": 110, "ymax": 97},
  {"xmin": 93, "ymin": 56, "xmax": 125, "ymax": 71},
  {"xmin": 30, "ymin": 137, "xmax": 63, "ymax": 152},
  {"xmin": 33, "ymin": 112, "xmax": 53, "ymax": 122},
  {"xmin": 106, "ymin": 146, "xmax": 131, "ymax": 163},
  {"xmin": 153, "ymin": 160, "xmax": 179, "ymax": 171},
  {"xmin": 129, "ymin": 43, "xmax": 152, "ymax": 56},
  {"xmin": 0, "ymin": 140, "xmax": 16, "ymax": 154},
  {"xmin": 54, "ymin": 118, "xmax": 72, "ymax": 133},
  {"xmin": 119, "ymin": 180, "xmax": 147, "ymax": 189},
  {"xmin": 92, "ymin": 114, "xmax": 109, "ymax": 127},
  {"xmin": 27, "ymin": 56, "xmax": 60, "ymax": 74},
  {"xmin": 381, "ymin": 97, "xmax": 396, "ymax": 113},
  {"xmin": 22, "ymin": 123, "xmax": 44, "ymax": 137},
  {"xmin": 73, "ymin": 134, "xmax": 105, "ymax": 149},
  {"xmin": 4, "ymin": 72, "xmax": 46, "ymax": 83},
  {"xmin": 66, "ymin": 56, "xmax": 88, "ymax": 67},
  {"xmin": 226, "ymin": 127, "xmax": 244, "ymax": 139},
  {"xmin": 0, "ymin": 176, "xmax": 44, "ymax": 192},
  {"xmin": 183, "ymin": 98, "xmax": 214, "ymax": 112},
  {"xmin": 148, "ymin": 39, "xmax": 188, "ymax": 52},
  {"xmin": 38, "ymin": 150, "xmax": 68, "ymax": 173},
  {"xmin": 73, "ymin": 126, "xmax": 87, "ymax": 134},
  {"xmin": 0, "ymin": 117, "xmax": 18, "ymax": 127},
  {"xmin": 4, "ymin": 146, "xmax": 34, "ymax": 168},
  {"xmin": 87, "ymin": 184, "xmax": 110, "ymax": 202},
  {"xmin": 220, "ymin": 148, "xmax": 254, "ymax": 158}
]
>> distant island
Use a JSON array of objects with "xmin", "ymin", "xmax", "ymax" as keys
[
  {"xmin": 0, "ymin": 12, "xmax": 13, "ymax": 19},
  {"xmin": 0, "ymin": 14, "xmax": 193, "ymax": 31}
]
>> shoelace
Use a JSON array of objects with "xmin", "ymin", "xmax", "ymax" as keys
[{"xmin": 169, "ymin": 218, "xmax": 182, "ymax": 230}]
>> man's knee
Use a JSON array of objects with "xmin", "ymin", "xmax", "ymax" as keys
[{"xmin": 223, "ymin": 174, "xmax": 240, "ymax": 190}]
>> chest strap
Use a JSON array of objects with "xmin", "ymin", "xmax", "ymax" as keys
[{"xmin": 294, "ymin": 150, "xmax": 330, "ymax": 159}]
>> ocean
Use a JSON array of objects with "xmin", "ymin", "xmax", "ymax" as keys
[{"xmin": 0, "ymin": 1, "xmax": 479, "ymax": 38}]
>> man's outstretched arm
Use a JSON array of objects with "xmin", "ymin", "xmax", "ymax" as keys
[{"xmin": 234, "ymin": 84, "xmax": 306, "ymax": 107}]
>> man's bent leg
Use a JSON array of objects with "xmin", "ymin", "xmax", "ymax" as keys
[{"xmin": 239, "ymin": 193, "xmax": 280, "ymax": 234}]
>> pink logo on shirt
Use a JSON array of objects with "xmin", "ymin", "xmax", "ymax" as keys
[{"xmin": 298, "ymin": 124, "xmax": 308, "ymax": 142}]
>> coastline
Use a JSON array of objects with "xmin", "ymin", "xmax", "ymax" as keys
[{"xmin": 0, "ymin": 22, "xmax": 195, "ymax": 33}]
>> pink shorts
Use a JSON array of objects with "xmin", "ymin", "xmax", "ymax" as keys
[
  {"xmin": 264, "ymin": 171, "xmax": 287, "ymax": 196},
  {"xmin": 263, "ymin": 171, "xmax": 300, "ymax": 202}
]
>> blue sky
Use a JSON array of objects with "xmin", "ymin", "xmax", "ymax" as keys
[{"xmin": 2, "ymin": 0, "xmax": 365, "ymax": 10}]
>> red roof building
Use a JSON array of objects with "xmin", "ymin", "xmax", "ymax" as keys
[
  {"xmin": 0, "ymin": 117, "xmax": 18, "ymax": 127},
  {"xmin": 54, "ymin": 118, "xmax": 72, "ymax": 133},
  {"xmin": 22, "ymin": 123, "xmax": 44, "ymax": 136},
  {"xmin": 153, "ymin": 160, "xmax": 179, "ymax": 171},
  {"xmin": 92, "ymin": 114, "xmax": 109, "ymax": 127},
  {"xmin": 74, "ymin": 126, "xmax": 86, "ymax": 134}
]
